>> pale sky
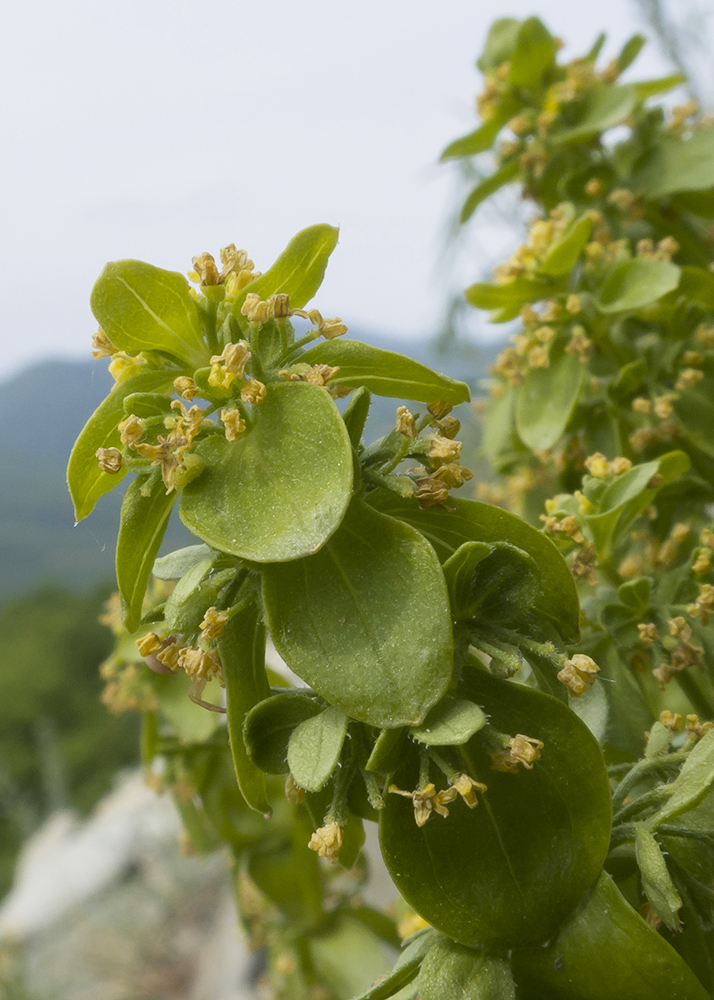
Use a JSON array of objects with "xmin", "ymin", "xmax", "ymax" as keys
[{"xmin": 0, "ymin": 1, "xmax": 673, "ymax": 380}]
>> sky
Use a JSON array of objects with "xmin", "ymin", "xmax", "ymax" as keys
[{"xmin": 0, "ymin": 0, "xmax": 676, "ymax": 381}]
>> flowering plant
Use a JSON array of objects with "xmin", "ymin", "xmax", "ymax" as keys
[{"xmin": 69, "ymin": 16, "xmax": 714, "ymax": 1000}]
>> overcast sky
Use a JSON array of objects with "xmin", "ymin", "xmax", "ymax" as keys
[{"xmin": 0, "ymin": 1, "xmax": 674, "ymax": 380}]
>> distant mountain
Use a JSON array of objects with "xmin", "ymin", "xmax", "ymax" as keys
[{"xmin": 0, "ymin": 334, "xmax": 500, "ymax": 600}]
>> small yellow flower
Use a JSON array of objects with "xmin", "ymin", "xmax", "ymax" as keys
[
  {"xmin": 388, "ymin": 783, "xmax": 458, "ymax": 826},
  {"xmin": 693, "ymin": 551, "xmax": 712, "ymax": 575},
  {"xmin": 92, "ymin": 328, "xmax": 116, "ymax": 358},
  {"xmin": 565, "ymin": 294, "xmax": 582, "ymax": 315},
  {"xmin": 397, "ymin": 912, "xmax": 430, "ymax": 938},
  {"xmin": 671, "ymin": 523, "xmax": 691, "ymax": 543},
  {"xmin": 675, "ymin": 368, "xmax": 704, "ymax": 391},
  {"xmin": 199, "ymin": 606, "xmax": 228, "ymax": 641},
  {"xmin": 659, "ymin": 709, "xmax": 683, "ymax": 732},
  {"xmin": 584, "ymin": 452, "xmax": 609, "ymax": 479},
  {"xmin": 118, "ymin": 414, "xmax": 145, "ymax": 448},
  {"xmin": 174, "ymin": 376, "xmax": 200, "ymax": 400},
  {"xmin": 427, "ymin": 400, "xmax": 453, "ymax": 421},
  {"xmin": 491, "ymin": 734, "xmax": 544, "ymax": 773},
  {"xmin": 222, "ymin": 341, "xmax": 252, "ymax": 376},
  {"xmin": 395, "ymin": 406, "xmax": 416, "ymax": 438},
  {"xmin": 191, "ymin": 252, "xmax": 221, "ymax": 285},
  {"xmin": 178, "ymin": 646, "xmax": 224, "ymax": 685},
  {"xmin": 241, "ymin": 379, "xmax": 267, "ymax": 406},
  {"xmin": 585, "ymin": 178, "xmax": 603, "ymax": 197},
  {"xmin": 686, "ymin": 715, "xmax": 714, "ymax": 739},
  {"xmin": 637, "ymin": 623, "xmax": 658, "ymax": 644},
  {"xmin": 528, "ymin": 345, "xmax": 550, "ymax": 368},
  {"xmin": 208, "ymin": 363, "xmax": 236, "ymax": 390},
  {"xmin": 450, "ymin": 773, "xmax": 488, "ymax": 808},
  {"xmin": 429, "ymin": 436, "xmax": 462, "ymax": 466},
  {"xmin": 557, "ymin": 654, "xmax": 599, "ymax": 697},
  {"xmin": 654, "ymin": 394, "xmax": 676, "ymax": 419},
  {"xmin": 414, "ymin": 477, "xmax": 449, "ymax": 508},
  {"xmin": 608, "ymin": 457, "xmax": 632, "ymax": 476},
  {"xmin": 632, "ymin": 397, "xmax": 651, "ymax": 414},
  {"xmin": 136, "ymin": 632, "xmax": 163, "ymax": 657},
  {"xmin": 669, "ymin": 617, "xmax": 692, "ymax": 642},
  {"xmin": 108, "ymin": 352, "xmax": 147, "ymax": 383},
  {"xmin": 435, "ymin": 415, "xmax": 461, "ymax": 439},
  {"xmin": 308, "ymin": 821, "xmax": 343, "ymax": 861},
  {"xmin": 96, "ymin": 447, "xmax": 123, "ymax": 474},
  {"xmin": 535, "ymin": 325, "xmax": 556, "ymax": 343},
  {"xmin": 221, "ymin": 408, "xmax": 246, "ymax": 442},
  {"xmin": 432, "ymin": 463, "xmax": 473, "ymax": 489}
]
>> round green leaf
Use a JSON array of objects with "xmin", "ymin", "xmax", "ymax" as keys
[
  {"xmin": 410, "ymin": 698, "xmax": 487, "ymax": 747},
  {"xmin": 287, "ymin": 706, "xmax": 348, "ymax": 792},
  {"xmin": 180, "ymin": 382, "xmax": 353, "ymax": 562},
  {"xmin": 368, "ymin": 492, "xmax": 580, "ymax": 643},
  {"xmin": 515, "ymin": 349, "xmax": 584, "ymax": 451},
  {"xmin": 379, "ymin": 668, "xmax": 611, "ymax": 949},
  {"xmin": 262, "ymin": 500, "xmax": 453, "ymax": 728},
  {"xmin": 90, "ymin": 260, "xmax": 210, "ymax": 368},
  {"xmin": 512, "ymin": 873, "xmax": 709, "ymax": 999},
  {"xmin": 418, "ymin": 938, "xmax": 515, "ymax": 1000},
  {"xmin": 597, "ymin": 258, "xmax": 681, "ymax": 314},
  {"xmin": 243, "ymin": 692, "xmax": 324, "ymax": 774}
]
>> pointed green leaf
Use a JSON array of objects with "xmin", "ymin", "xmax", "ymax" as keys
[
  {"xmin": 342, "ymin": 385, "xmax": 372, "ymax": 446},
  {"xmin": 152, "ymin": 543, "xmax": 212, "ymax": 580},
  {"xmin": 263, "ymin": 500, "xmax": 453, "ymax": 728},
  {"xmin": 552, "ymin": 85, "xmax": 637, "ymax": 143},
  {"xmin": 308, "ymin": 915, "xmax": 390, "ymax": 1000},
  {"xmin": 243, "ymin": 692, "xmax": 323, "ymax": 774},
  {"xmin": 380, "ymin": 667, "xmax": 611, "ymax": 949},
  {"xmin": 635, "ymin": 828, "xmax": 683, "ymax": 931},
  {"xmin": 508, "ymin": 17, "xmax": 556, "ymax": 89},
  {"xmin": 465, "ymin": 274, "xmax": 560, "ymax": 316},
  {"xmin": 460, "ymin": 160, "xmax": 520, "ymax": 222},
  {"xmin": 584, "ymin": 450, "xmax": 690, "ymax": 556},
  {"xmin": 597, "ymin": 258, "xmax": 681, "ymax": 313},
  {"xmin": 163, "ymin": 556, "xmax": 234, "ymax": 635},
  {"xmin": 442, "ymin": 541, "xmax": 495, "ymax": 619},
  {"xmin": 418, "ymin": 938, "xmax": 515, "ymax": 1000},
  {"xmin": 287, "ymin": 706, "xmax": 349, "ymax": 792},
  {"xmin": 477, "ymin": 18, "xmax": 520, "ymax": 72},
  {"xmin": 410, "ymin": 697, "xmax": 487, "ymax": 747},
  {"xmin": 67, "ymin": 370, "xmax": 175, "ymax": 521},
  {"xmin": 615, "ymin": 34, "xmax": 645, "ymax": 74},
  {"xmin": 117, "ymin": 469, "xmax": 177, "ymax": 631},
  {"xmin": 367, "ymin": 492, "xmax": 580, "ymax": 642},
  {"xmin": 299, "ymin": 340, "xmax": 470, "ymax": 405},
  {"xmin": 648, "ymin": 729, "xmax": 714, "ymax": 827},
  {"xmin": 232, "ymin": 223, "xmax": 339, "ymax": 317},
  {"xmin": 539, "ymin": 215, "xmax": 592, "ymax": 277},
  {"xmin": 515, "ymin": 349, "xmax": 584, "ymax": 450},
  {"xmin": 635, "ymin": 127, "xmax": 714, "ymax": 199},
  {"xmin": 441, "ymin": 99, "xmax": 521, "ymax": 160},
  {"xmin": 91, "ymin": 260, "xmax": 209, "ymax": 368},
  {"xmin": 635, "ymin": 72, "xmax": 686, "ymax": 100},
  {"xmin": 219, "ymin": 601, "xmax": 272, "ymax": 815},
  {"xmin": 365, "ymin": 727, "xmax": 408, "ymax": 774},
  {"xmin": 512, "ymin": 873, "xmax": 708, "ymax": 999},
  {"xmin": 180, "ymin": 382, "xmax": 353, "ymax": 562}
]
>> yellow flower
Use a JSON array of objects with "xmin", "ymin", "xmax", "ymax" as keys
[
  {"xmin": 92, "ymin": 328, "xmax": 116, "ymax": 359},
  {"xmin": 199, "ymin": 606, "xmax": 228, "ymax": 641},
  {"xmin": 584, "ymin": 452, "xmax": 609, "ymax": 479},
  {"xmin": 308, "ymin": 821, "xmax": 343, "ymax": 861},
  {"xmin": 396, "ymin": 406, "xmax": 416, "ymax": 439},
  {"xmin": 241, "ymin": 379, "xmax": 267, "ymax": 405},
  {"xmin": 221, "ymin": 408, "xmax": 246, "ymax": 442},
  {"xmin": 118, "ymin": 414, "xmax": 145, "ymax": 448},
  {"xmin": 491, "ymin": 734, "xmax": 544, "ymax": 773},
  {"xmin": 414, "ymin": 477, "xmax": 450, "ymax": 508},
  {"xmin": 174, "ymin": 376, "xmax": 200, "ymax": 400},
  {"xmin": 96, "ymin": 447, "xmax": 123, "ymax": 474},
  {"xmin": 450, "ymin": 773, "xmax": 487, "ymax": 808},
  {"xmin": 637, "ymin": 623, "xmax": 658, "ymax": 644},
  {"xmin": 557, "ymin": 654, "xmax": 599, "ymax": 696},
  {"xmin": 427, "ymin": 400, "xmax": 453, "ymax": 420},
  {"xmin": 388, "ymin": 783, "xmax": 458, "ymax": 827}
]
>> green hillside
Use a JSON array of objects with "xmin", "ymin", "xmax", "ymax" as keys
[{"xmin": 0, "ymin": 336, "xmax": 497, "ymax": 601}]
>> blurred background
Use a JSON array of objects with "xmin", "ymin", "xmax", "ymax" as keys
[{"xmin": 0, "ymin": 1, "xmax": 712, "ymax": 997}]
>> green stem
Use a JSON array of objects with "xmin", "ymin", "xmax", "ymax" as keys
[
  {"xmin": 612, "ymin": 784, "xmax": 673, "ymax": 825},
  {"xmin": 611, "ymin": 749, "xmax": 688, "ymax": 812}
]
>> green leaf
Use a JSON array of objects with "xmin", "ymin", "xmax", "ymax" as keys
[
  {"xmin": 442, "ymin": 541, "xmax": 495, "ymax": 619},
  {"xmin": 410, "ymin": 697, "xmax": 487, "ymax": 747},
  {"xmin": 380, "ymin": 667, "xmax": 611, "ymax": 949},
  {"xmin": 418, "ymin": 938, "xmax": 515, "ymax": 1000},
  {"xmin": 539, "ymin": 215, "xmax": 592, "ymax": 277},
  {"xmin": 515, "ymin": 350, "xmax": 584, "ymax": 451},
  {"xmin": 262, "ymin": 500, "xmax": 453, "ymax": 728},
  {"xmin": 441, "ymin": 97, "xmax": 523, "ymax": 160},
  {"xmin": 243, "ymin": 692, "xmax": 323, "ymax": 774},
  {"xmin": 635, "ymin": 828, "xmax": 683, "ymax": 931},
  {"xmin": 508, "ymin": 17, "xmax": 556, "ymax": 89},
  {"xmin": 584, "ymin": 450, "xmax": 690, "ymax": 557},
  {"xmin": 365, "ymin": 727, "xmax": 408, "ymax": 774},
  {"xmin": 597, "ymin": 258, "xmax": 681, "ymax": 313},
  {"xmin": 648, "ymin": 729, "xmax": 714, "ymax": 827},
  {"xmin": 152, "ymin": 543, "xmax": 212, "ymax": 580},
  {"xmin": 512, "ymin": 873, "xmax": 708, "ymax": 999},
  {"xmin": 342, "ymin": 385, "xmax": 372, "ymax": 446},
  {"xmin": 368, "ymin": 492, "xmax": 580, "ymax": 642},
  {"xmin": 219, "ymin": 600, "xmax": 272, "ymax": 815},
  {"xmin": 615, "ymin": 34, "xmax": 645, "ymax": 74},
  {"xmin": 673, "ymin": 188, "xmax": 714, "ymax": 219},
  {"xmin": 552, "ymin": 85, "xmax": 637, "ymax": 143},
  {"xmin": 299, "ymin": 340, "xmax": 470, "ymax": 405},
  {"xmin": 568, "ymin": 681, "xmax": 608, "ymax": 746},
  {"xmin": 67, "ymin": 370, "xmax": 175, "ymax": 521},
  {"xmin": 634, "ymin": 72, "xmax": 686, "ymax": 100},
  {"xmin": 670, "ymin": 266, "xmax": 714, "ymax": 308},
  {"xmin": 248, "ymin": 810, "xmax": 323, "ymax": 927},
  {"xmin": 232, "ymin": 223, "xmax": 339, "ymax": 317},
  {"xmin": 116, "ymin": 470, "xmax": 177, "ymax": 631},
  {"xmin": 477, "ymin": 18, "xmax": 520, "ymax": 72},
  {"xmin": 465, "ymin": 274, "xmax": 560, "ymax": 318},
  {"xmin": 635, "ymin": 127, "xmax": 714, "ymax": 199},
  {"xmin": 163, "ymin": 556, "xmax": 233, "ymax": 635},
  {"xmin": 90, "ymin": 260, "xmax": 209, "ymax": 368},
  {"xmin": 460, "ymin": 160, "xmax": 520, "ymax": 223},
  {"xmin": 308, "ymin": 915, "xmax": 390, "ymax": 1000},
  {"xmin": 674, "ymin": 377, "xmax": 714, "ymax": 457},
  {"xmin": 617, "ymin": 577, "xmax": 650, "ymax": 614},
  {"xmin": 180, "ymin": 382, "xmax": 353, "ymax": 562},
  {"xmin": 287, "ymin": 706, "xmax": 348, "ymax": 792}
]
